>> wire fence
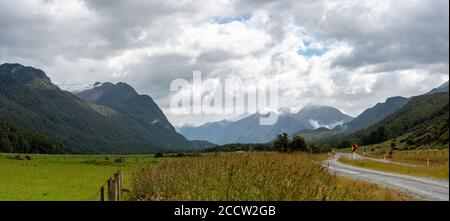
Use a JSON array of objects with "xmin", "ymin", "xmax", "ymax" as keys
[{"xmin": 90, "ymin": 170, "xmax": 124, "ymax": 201}]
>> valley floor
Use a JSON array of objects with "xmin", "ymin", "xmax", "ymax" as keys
[
  {"xmin": 0, "ymin": 153, "xmax": 170, "ymax": 200},
  {"xmin": 0, "ymin": 152, "xmax": 414, "ymax": 201}
]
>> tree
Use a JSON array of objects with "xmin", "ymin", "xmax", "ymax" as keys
[
  {"xmin": 339, "ymin": 140, "xmax": 351, "ymax": 149},
  {"xmin": 390, "ymin": 140, "xmax": 398, "ymax": 151},
  {"xmin": 362, "ymin": 126, "xmax": 387, "ymax": 145},
  {"xmin": 274, "ymin": 133, "xmax": 289, "ymax": 153},
  {"xmin": 289, "ymin": 136, "xmax": 308, "ymax": 152}
]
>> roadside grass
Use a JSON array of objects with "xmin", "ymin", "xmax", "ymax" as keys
[
  {"xmin": 131, "ymin": 152, "xmax": 412, "ymax": 201},
  {"xmin": 0, "ymin": 153, "xmax": 171, "ymax": 201},
  {"xmin": 338, "ymin": 142, "xmax": 448, "ymax": 166},
  {"xmin": 338, "ymin": 157, "xmax": 449, "ymax": 180}
]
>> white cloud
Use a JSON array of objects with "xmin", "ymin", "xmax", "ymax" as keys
[{"xmin": 0, "ymin": 0, "xmax": 448, "ymax": 126}]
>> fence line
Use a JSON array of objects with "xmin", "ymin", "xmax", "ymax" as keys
[{"xmin": 95, "ymin": 170, "xmax": 124, "ymax": 201}]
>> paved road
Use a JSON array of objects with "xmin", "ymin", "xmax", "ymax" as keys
[
  {"xmin": 325, "ymin": 153, "xmax": 449, "ymax": 201},
  {"xmin": 339, "ymin": 152, "xmax": 417, "ymax": 167}
]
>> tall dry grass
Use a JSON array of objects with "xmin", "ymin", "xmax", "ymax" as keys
[{"xmin": 131, "ymin": 152, "xmax": 411, "ymax": 201}]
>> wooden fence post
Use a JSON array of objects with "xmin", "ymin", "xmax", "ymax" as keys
[
  {"xmin": 107, "ymin": 178, "xmax": 111, "ymax": 201},
  {"xmin": 114, "ymin": 172, "xmax": 120, "ymax": 201},
  {"xmin": 118, "ymin": 170, "xmax": 123, "ymax": 200},
  {"xmin": 114, "ymin": 178, "xmax": 118, "ymax": 201},
  {"xmin": 100, "ymin": 171, "xmax": 124, "ymax": 201},
  {"xmin": 107, "ymin": 177, "xmax": 113, "ymax": 201},
  {"xmin": 100, "ymin": 185, "xmax": 105, "ymax": 201}
]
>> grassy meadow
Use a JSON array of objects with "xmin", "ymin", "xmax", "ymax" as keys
[
  {"xmin": 341, "ymin": 136, "xmax": 449, "ymax": 164},
  {"xmin": 0, "ymin": 153, "xmax": 171, "ymax": 201},
  {"xmin": 363, "ymin": 148, "xmax": 449, "ymax": 166},
  {"xmin": 131, "ymin": 152, "xmax": 412, "ymax": 201},
  {"xmin": 338, "ymin": 157, "xmax": 449, "ymax": 180},
  {"xmin": 0, "ymin": 151, "xmax": 417, "ymax": 201}
]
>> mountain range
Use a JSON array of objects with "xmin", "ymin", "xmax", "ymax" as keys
[
  {"xmin": 0, "ymin": 63, "xmax": 211, "ymax": 154},
  {"xmin": 1, "ymin": 63, "xmax": 448, "ymax": 153},
  {"xmin": 334, "ymin": 96, "xmax": 410, "ymax": 134},
  {"xmin": 297, "ymin": 81, "xmax": 449, "ymax": 143},
  {"xmin": 178, "ymin": 104, "xmax": 354, "ymax": 144},
  {"xmin": 180, "ymin": 80, "xmax": 449, "ymax": 145},
  {"xmin": 326, "ymin": 92, "xmax": 449, "ymax": 148}
]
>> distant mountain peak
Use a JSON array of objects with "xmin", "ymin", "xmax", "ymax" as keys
[
  {"xmin": 297, "ymin": 103, "xmax": 353, "ymax": 120},
  {"xmin": 75, "ymin": 81, "xmax": 138, "ymax": 104},
  {"xmin": 0, "ymin": 63, "xmax": 49, "ymax": 81},
  {"xmin": 426, "ymin": 80, "xmax": 449, "ymax": 95},
  {"xmin": 0, "ymin": 63, "xmax": 58, "ymax": 90},
  {"xmin": 301, "ymin": 103, "xmax": 328, "ymax": 111},
  {"xmin": 385, "ymin": 96, "xmax": 408, "ymax": 103},
  {"xmin": 114, "ymin": 82, "xmax": 138, "ymax": 94},
  {"xmin": 337, "ymin": 96, "xmax": 409, "ymax": 133}
]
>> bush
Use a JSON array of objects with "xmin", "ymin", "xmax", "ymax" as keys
[
  {"xmin": 274, "ymin": 133, "xmax": 289, "ymax": 152},
  {"xmin": 154, "ymin": 152, "xmax": 164, "ymax": 158},
  {"xmin": 25, "ymin": 155, "xmax": 32, "ymax": 160},
  {"xmin": 114, "ymin": 157, "xmax": 125, "ymax": 163},
  {"xmin": 290, "ymin": 136, "xmax": 308, "ymax": 152}
]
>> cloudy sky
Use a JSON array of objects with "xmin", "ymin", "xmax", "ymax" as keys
[{"xmin": 1, "ymin": 0, "xmax": 449, "ymax": 126}]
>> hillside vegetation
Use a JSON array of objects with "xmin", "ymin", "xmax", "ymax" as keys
[
  {"xmin": 326, "ymin": 92, "xmax": 449, "ymax": 148},
  {"xmin": 0, "ymin": 121, "xmax": 66, "ymax": 154},
  {"xmin": 293, "ymin": 127, "xmax": 338, "ymax": 143},
  {"xmin": 0, "ymin": 63, "xmax": 206, "ymax": 154}
]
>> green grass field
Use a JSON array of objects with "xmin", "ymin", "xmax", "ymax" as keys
[{"xmin": 0, "ymin": 153, "xmax": 171, "ymax": 201}]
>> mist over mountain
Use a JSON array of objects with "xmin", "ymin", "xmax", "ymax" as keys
[
  {"xmin": 295, "ymin": 104, "xmax": 354, "ymax": 129},
  {"xmin": 178, "ymin": 105, "xmax": 353, "ymax": 145},
  {"xmin": 335, "ymin": 96, "xmax": 410, "ymax": 134}
]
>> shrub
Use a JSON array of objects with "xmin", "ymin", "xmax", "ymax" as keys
[
  {"xmin": 25, "ymin": 155, "xmax": 32, "ymax": 160},
  {"xmin": 274, "ymin": 133, "xmax": 289, "ymax": 152},
  {"xmin": 114, "ymin": 157, "xmax": 125, "ymax": 163},
  {"xmin": 154, "ymin": 152, "xmax": 164, "ymax": 158},
  {"xmin": 290, "ymin": 136, "xmax": 308, "ymax": 152}
]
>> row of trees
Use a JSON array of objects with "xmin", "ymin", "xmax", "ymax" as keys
[{"xmin": 273, "ymin": 133, "xmax": 308, "ymax": 153}]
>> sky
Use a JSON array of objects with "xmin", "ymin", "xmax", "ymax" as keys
[{"xmin": 0, "ymin": 0, "xmax": 449, "ymax": 126}]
